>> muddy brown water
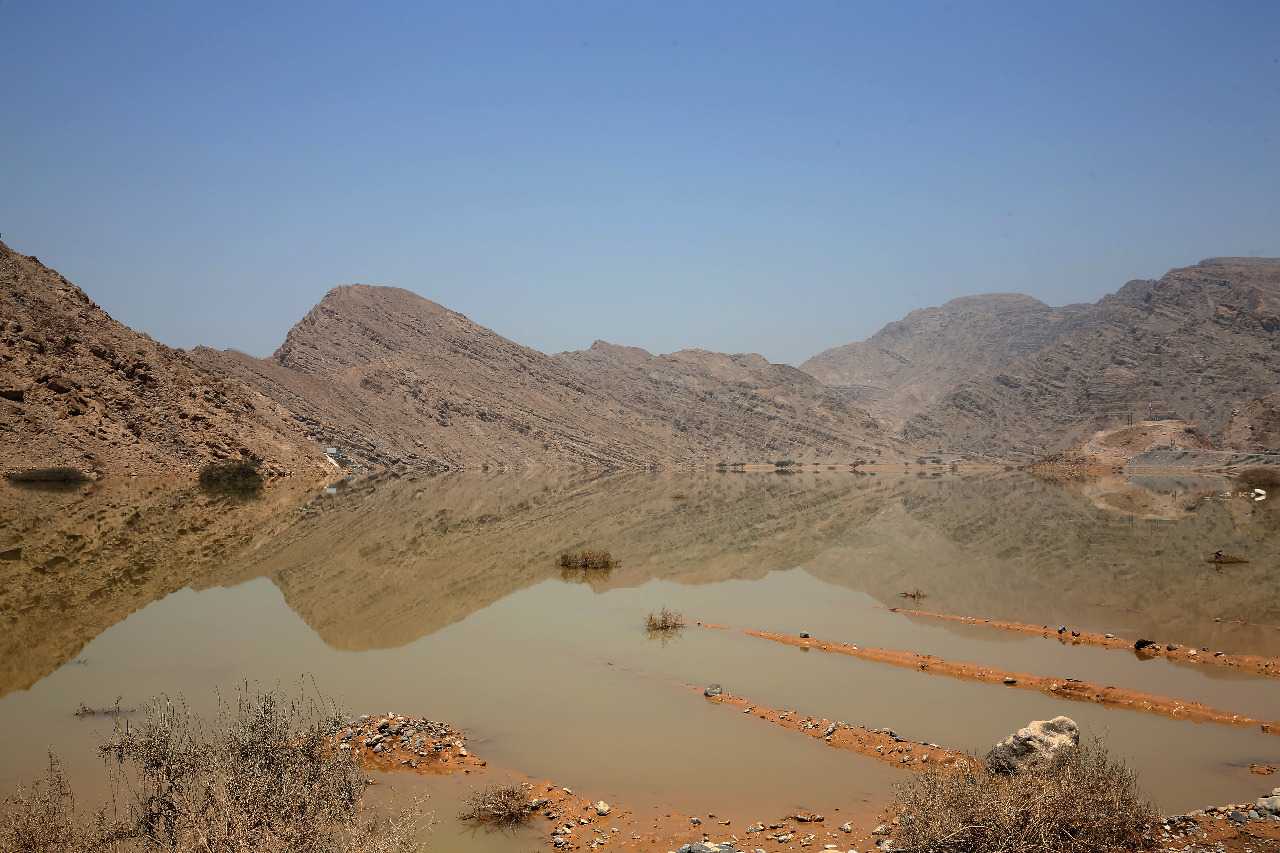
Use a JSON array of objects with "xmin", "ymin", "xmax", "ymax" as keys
[{"xmin": 1, "ymin": 469, "xmax": 1278, "ymax": 853}]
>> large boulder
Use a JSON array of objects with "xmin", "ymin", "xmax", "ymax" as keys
[{"xmin": 984, "ymin": 716, "xmax": 1080, "ymax": 774}]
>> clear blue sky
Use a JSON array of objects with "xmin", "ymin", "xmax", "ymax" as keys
[{"xmin": 2, "ymin": 1, "xmax": 1277, "ymax": 366}]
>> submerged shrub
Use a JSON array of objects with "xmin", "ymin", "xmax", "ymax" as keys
[
  {"xmin": 889, "ymin": 736, "xmax": 1156, "ymax": 853},
  {"xmin": 1236, "ymin": 467, "xmax": 1280, "ymax": 490},
  {"xmin": 557, "ymin": 550, "xmax": 618, "ymax": 570},
  {"xmin": 5, "ymin": 466, "xmax": 89, "ymax": 484},
  {"xmin": 645, "ymin": 607, "xmax": 685, "ymax": 632},
  {"xmin": 458, "ymin": 782, "xmax": 536, "ymax": 827},
  {"xmin": 198, "ymin": 459, "xmax": 264, "ymax": 494}
]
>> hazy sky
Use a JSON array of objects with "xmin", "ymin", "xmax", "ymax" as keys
[{"xmin": 2, "ymin": 2, "xmax": 1278, "ymax": 366}]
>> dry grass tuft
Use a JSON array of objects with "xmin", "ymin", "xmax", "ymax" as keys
[
  {"xmin": 557, "ymin": 550, "xmax": 618, "ymax": 570},
  {"xmin": 458, "ymin": 783, "xmax": 536, "ymax": 827},
  {"xmin": 645, "ymin": 607, "xmax": 685, "ymax": 633},
  {"xmin": 900, "ymin": 588, "xmax": 927, "ymax": 601},
  {"xmin": 889, "ymin": 736, "xmax": 1156, "ymax": 853}
]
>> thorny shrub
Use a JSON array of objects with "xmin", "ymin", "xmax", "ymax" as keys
[
  {"xmin": 457, "ymin": 782, "xmax": 537, "ymax": 828},
  {"xmin": 888, "ymin": 736, "xmax": 1156, "ymax": 853},
  {"xmin": 0, "ymin": 685, "xmax": 427, "ymax": 853}
]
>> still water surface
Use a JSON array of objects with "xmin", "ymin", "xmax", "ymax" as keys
[{"xmin": 1, "ymin": 469, "xmax": 1277, "ymax": 848}]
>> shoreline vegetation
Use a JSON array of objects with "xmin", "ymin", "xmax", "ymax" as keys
[{"xmin": 7, "ymin": 602, "xmax": 1280, "ymax": 852}]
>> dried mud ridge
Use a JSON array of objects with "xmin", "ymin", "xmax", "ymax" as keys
[
  {"xmin": 887, "ymin": 606, "xmax": 1280, "ymax": 681},
  {"xmin": 696, "ymin": 684, "xmax": 976, "ymax": 771},
  {"xmin": 701, "ymin": 622, "xmax": 1280, "ymax": 734}
]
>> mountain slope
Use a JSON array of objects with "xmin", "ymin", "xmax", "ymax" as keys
[
  {"xmin": 195, "ymin": 286, "xmax": 907, "ymax": 470},
  {"xmin": 557, "ymin": 341, "xmax": 906, "ymax": 464},
  {"xmin": 902, "ymin": 259, "xmax": 1280, "ymax": 459},
  {"xmin": 800, "ymin": 293, "xmax": 1123, "ymax": 428},
  {"xmin": 0, "ymin": 239, "xmax": 326, "ymax": 476}
]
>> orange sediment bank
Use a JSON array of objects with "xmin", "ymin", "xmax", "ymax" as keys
[
  {"xmin": 884, "ymin": 606, "xmax": 1280, "ymax": 680},
  {"xmin": 697, "ymin": 684, "xmax": 977, "ymax": 771},
  {"xmin": 705, "ymin": 625, "xmax": 1280, "ymax": 734}
]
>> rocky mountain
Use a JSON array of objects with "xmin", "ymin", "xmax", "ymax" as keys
[
  {"xmin": 900, "ymin": 259, "xmax": 1280, "ymax": 459},
  {"xmin": 0, "ymin": 240, "xmax": 327, "ymax": 477},
  {"xmin": 193, "ymin": 286, "xmax": 906, "ymax": 470},
  {"xmin": 555, "ymin": 340, "xmax": 907, "ymax": 464},
  {"xmin": 800, "ymin": 294, "xmax": 1101, "ymax": 428},
  {"xmin": 1223, "ymin": 390, "xmax": 1280, "ymax": 452}
]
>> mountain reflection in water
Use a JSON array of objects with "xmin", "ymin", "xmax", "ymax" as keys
[{"xmin": 3, "ymin": 469, "xmax": 1278, "ymax": 701}]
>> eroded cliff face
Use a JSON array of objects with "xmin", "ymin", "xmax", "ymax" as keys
[
  {"xmin": 897, "ymin": 259, "xmax": 1280, "ymax": 460},
  {"xmin": 801, "ymin": 294, "xmax": 1100, "ymax": 429},
  {"xmin": 0, "ymin": 240, "xmax": 327, "ymax": 477},
  {"xmin": 193, "ymin": 285, "xmax": 908, "ymax": 472}
]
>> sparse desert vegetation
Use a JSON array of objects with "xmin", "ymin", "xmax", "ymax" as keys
[
  {"xmin": 197, "ymin": 458, "xmax": 264, "ymax": 494},
  {"xmin": 457, "ymin": 782, "xmax": 537, "ymax": 827},
  {"xmin": 645, "ymin": 606, "xmax": 685, "ymax": 633},
  {"xmin": 889, "ymin": 737, "xmax": 1156, "ymax": 853},
  {"xmin": 4, "ymin": 466, "xmax": 90, "ymax": 484},
  {"xmin": 0, "ymin": 686, "xmax": 425, "ymax": 853},
  {"xmin": 557, "ymin": 550, "xmax": 618, "ymax": 570},
  {"xmin": 1236, "ymin": 467, "xmax": 1280, "ymax": 490},
  {"xmin": 900, "ymin": 588, "xmax": 927, "ymax": 602}
]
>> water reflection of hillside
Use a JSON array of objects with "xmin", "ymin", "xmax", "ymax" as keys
[
  {"xmin": 0, "ymin": 478, "xmax": 320, "ymax": 698},
  {"xmin": 803, "ymin": 473, "xmax": 1280, "ymax": 655},
  {"xmin": 220, "ymin": 470, "xmax": 900, "ymax": 651},
  {"xmin": 5, "ymin": 468, "xmax": 1278, "ymax": 698}
]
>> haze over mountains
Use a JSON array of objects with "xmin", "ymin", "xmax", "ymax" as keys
[
  {"xmin": 3, "ymin": 235, "xmax": 1279, "ymax": 477},
  {"xmin": 803, "ymin": 258, "xmax": 1280, "ymax": 461}
]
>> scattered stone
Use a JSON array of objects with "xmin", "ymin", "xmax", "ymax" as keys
[
  {"xmin": 1105, "ymin": 633, "xmax": 1115, "ymax": 639},
  {"xmin": 704, "ymin": 684, "xmax": 723, "ymax": 698},
  {"xmin": 799, "ymin": 632, "xmax": 810, "ymax": 638},
  {"xmin": 595, "ymin": 801, "xmax": 610, "ymax": 816},
  {"xmin": 839, "ymin": 823, "xmax": 852, "ymax": 833},
  {"xmin": 1002, "ymin": 676, "xmax": 1017, "ymax": 684},
  {"xmin": 1134, "ymin": 639, "xmax": 1158, "ymax": 651},
  {"xmin": 690, "ymin": 817, "xmax": 702, "ymax": 826},
  {"xmin": 985, "ymin": 716, "xmax": 1079, "ymax": 774}
]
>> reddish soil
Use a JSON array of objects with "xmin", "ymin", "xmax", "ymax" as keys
[
  {"xmin": 887, "ymin": 606, "xmax": 1280, "ymax": 681},
  {"xmin": 712, "ymin": 623, "xmax": 1279, "ymax": 733}
]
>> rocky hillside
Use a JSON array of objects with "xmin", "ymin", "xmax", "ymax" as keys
[
  {"xmin": 800, "ymin": 294, "xmax": 1103, "ymax": 428},
  {"xmin": 0, "ymin": 239, "xmax": 326, "ymax": 477},
  {"xmin": 194, "ymin": 286, "xmax": 906, "ymax": 470},
  {"xmin": 900, "ymin": 259, "xmax": 1280, "ymax": 459},
  {"xmin": 1223, "ymin": 391, "xmax": 1280, "ymax": 453},
  {"xmin": 556, "ymin": 341, "xmax": 907, "ymax": 464}
]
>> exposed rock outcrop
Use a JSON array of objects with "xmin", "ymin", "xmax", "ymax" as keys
[{"xmin": 0, "ymin": 239, "xmax": 326, "ymax": 477}]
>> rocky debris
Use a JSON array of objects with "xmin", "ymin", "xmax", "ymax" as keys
[
  {"xmin": 704, "ymin": 684, "xmax": 723, "ymax": 698},
  {"xmin": 325, "ymin": 712, "xmax": 485, "ymax": 775},
  {"xmin": 984, "ymin": 716, "xmax": 1079, "ymax": 774}
]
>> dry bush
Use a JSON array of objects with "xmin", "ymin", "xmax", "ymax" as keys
[
  {"xmin": 900, "ymin": 588, "xmax": 927, "ymax": 602},
  {"xmin": 198, "ymin": 459, "xmax": 264, "ymax": 494},
  {"xmin": 457, "ymin": 783, "xmax": 535, "ymax": 827},
  {"xmin": 889, "ymin": 736, "xmax": 1156, "ymax": 853},
  {"xmin": 0, "ymin": 755, "xmax": 118, "ymax": 853},
  {"xmin": 645, "ymin": 607, "xmax": 685, "ymax": 632},
  {"xmin": 1, "ymin": 685, "xmax": 426, "ymax": 853},
  {"xmin": 1236, "ymin": 467, "xmax": 1280, "ymax": 490},
  {"xmin": 557, "ymin": 550, "xmax": 618, "ymax": 570},
  {"xmin": 5, "ymin": 466, "xmax": 90, "ymax": 483}
]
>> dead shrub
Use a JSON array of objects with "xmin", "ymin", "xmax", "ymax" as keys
[
  {"xmin": 1236, "ymin": 467, "xmax": 1280, "ymax": 490},
  {"xmin": 557, "ymin": 550, "xmax": 618, "ymax": 570},
  {"xmin": 1, "ymin": 685, "xmax": 426, "ymax": 853},
  {"xmin": 198, "ymin": 459, "xmax": 264, "ymax": 494},
  {"xmin": 889, "ymin": 736, "xmax": 1156, "ymax": 853},
  {"xmin": 5, "ymin": 466, "xmax": 90, "ymax": 483},
  {"xmin": 645, "ymin": 607, "xmax": 685, "ymax": 632},
  {"xmin": 900, "ymin": 588, "xmax": 927, "ymax": 602},
  {"xmin": 458, "ymin": 782, "xmax": 536, "ymax": 827}
]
